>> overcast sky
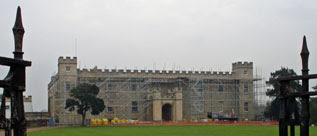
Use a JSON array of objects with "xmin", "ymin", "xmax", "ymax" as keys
[{"xmin": 0, "ymin": 0, "xmax": 317, "ymax": 111}]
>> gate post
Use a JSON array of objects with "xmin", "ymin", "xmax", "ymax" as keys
[
  {"xmin": 279, "ymin": 81, "xmax": 288, "ymax": 136},
  {"xmin": 277, "ymin": 36, "xmax": 317, "ymax": 136},
  {"xmin": 300, "ymin": 36, "xmax": 310, "ymax": 136},
  {"xmin": 0, "ymin": 7, "xmax": 32, "ymax": 136}
]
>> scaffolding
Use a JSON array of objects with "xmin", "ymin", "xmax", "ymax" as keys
[
  {"xmin": 48, "ymin": 67, "xmax": 268, "ymax": 125},
  {"xmin": 49, "ymin": 74, "xmax": 78, "ymax": 125},
  {"xmin": 252, "ymin": 69, "xmax": 268, "ymax": 121},
  {"xmin": 182, "ymin": 77, "xmax": 241, "ymax": 120}
]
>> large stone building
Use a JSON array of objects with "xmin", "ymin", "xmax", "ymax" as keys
[
  {"xmin": 0, "ymin": 95, "xmax": 33, "ymax": 118},
  {"xmin": 48, "ymin": 56, "xmax": 256, "ymax": 125}
]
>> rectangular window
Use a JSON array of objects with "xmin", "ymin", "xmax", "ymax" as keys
[
  {"xmin": 108, "ymin": 84, "xmax": 112, "ymax": 91},
  {"xmin": 66, "ymin": 66, "xmax": 71, "ymax": 72},
  {"xmin": 132, "ymin": 84, "xmax": 137, "ymax": 91},
  {"xmin": 108, "ymin": 106, "xmax": 113, "ymax": 113},
  {"xmin": 5, "ymin": 105, "xmax": 9, "ymax": 109},
  {"xmin": 244, "ymin": 70, "xmax": 248, "ymax": 75},
  {"xmin": 244, "ymin": 83, "xmax": 248, "ymax": 93},
  {"xmin": 132, "ymin": 101, "xmax": 138, "ymax": 113},
  {"xmin": 219, "ymin": 85, "xmax": 223, "ymax": 92},
  {"xmin": 65, "ymin": 82, "xmax": 71, "ymax": 92},
  {"xmin": 244, "ymin": 102, "xmax": 249, "ymax": 112}
]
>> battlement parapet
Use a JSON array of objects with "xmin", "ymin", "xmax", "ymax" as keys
[
  {"xmin": 232, "ymin": 61, "xmax": 253, "ymax": 68},
  {"xmin": 0, "ymin": 95, "xmax": 32, "ymax": 102},
  {"xmin": 23, "ymin": 95, "xmax": 32, "ymax": 102},
  {"xmin": 78, "ymin": 67, "xmax": 233, "ymax": 77},
  {"xmin": 82, "ymin": 69, "xmax": 89, "ymax": 72},
  {"xmin": 58, "ymin": 56, "xmax": 77, "ymax": 64},
  {"xmin": 57, "ymin": 57, "xmax": 247, "ymax": 76}
]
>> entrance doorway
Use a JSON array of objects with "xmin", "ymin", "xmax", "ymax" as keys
[{"xmin": 162, "ymin": 104, "xmax": 172, "ymax": 121}]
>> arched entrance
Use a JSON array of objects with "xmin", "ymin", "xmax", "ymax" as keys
[{"xmin": 162, "ymin": 104, "xmax": 172, "ymax": 121}]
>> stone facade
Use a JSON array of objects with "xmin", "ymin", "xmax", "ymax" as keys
[
  {"xmin": 48, "ymin": 56, "xmax": 255, "ymax": 125},
  {"xmin": 0, "ymin": 95, "xmax": 33, "ymax": 118}
]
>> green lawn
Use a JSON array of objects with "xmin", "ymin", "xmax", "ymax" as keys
[{"xmin": 28, "ymin": 125, "xmax": 317, "ymax": 136}]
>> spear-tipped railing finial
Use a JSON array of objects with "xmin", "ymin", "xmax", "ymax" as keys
[
  {"xmin": 300, "ymin": 36, "xmax": 309, "ymax": 74},
  {"xmin": 12, "ymin": 6, "xmax": 25, "ymax": 58}
]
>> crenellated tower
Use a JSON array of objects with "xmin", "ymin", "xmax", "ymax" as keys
[
  {"xmin": 232, "ymin": 61, "xmax": 253, "ymax": 79},
  {"xmin": 232, "ymin": 61, "xmax": 254, "ymax": 120},
  {"xmin": 48, "ymin": 56, "xmax": 78, "ymax": 124},
  {"xmin": 58, "ymin": 56, "xmax": 77, "ymax": 76}
]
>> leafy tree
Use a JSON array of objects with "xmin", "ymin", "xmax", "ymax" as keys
[
  {"xmin": 264, "ymin": 99, "xmax": 280, "ymax": 120},
  {"xmin": 264, "ymin": 67, "xmax": 301, "ymax": 120},
  {"xmin": 65, "ymin": 83, "xmax": 105, "ymax": 126}
]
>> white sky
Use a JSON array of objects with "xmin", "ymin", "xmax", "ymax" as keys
[{"xmin": 0, "ymin": 0, "xmax": 317, "ymax": 111}]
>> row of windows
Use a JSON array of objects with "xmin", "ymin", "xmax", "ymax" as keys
[
  {"xmin": 65, "ymin": 83, "xmax": 249, "ymax": 93},
  {"xmin": 207, "ymin": 84, "xmax": 249, "ymax": 92},
  {"xmin": 103, "ymin": 85, "xmax": 248, "ymax": 92},
  {"xmin": 78, "ymin": 78, "xmax": 241, "ymax": 85},
  {"xmin": 107, "ymin": 101, "xmax": 138, "ymax": 113},
  {"xmin": 105, "ymin": 84, "xmax": 137, "ymax": 91},
  {"xmin": 107, "ymin": 101, "xmax": 248, "ymax": 113},
  {"xmin": 64, "ymin": 83, "xmax": 138, "ymax": 92}
]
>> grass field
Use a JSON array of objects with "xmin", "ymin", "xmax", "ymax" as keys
[{"xmin": 27, "ymin": 125, "xmax": 317, "ymax": 136}]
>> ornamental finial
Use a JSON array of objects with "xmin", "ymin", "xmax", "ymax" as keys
[
  {"xmin": 300, "ymin": 36, "xmax": 309, "ymax": 74},
  {"xmin": 12, "ymin": 6, "xmax": 25, "ymax": 54}
]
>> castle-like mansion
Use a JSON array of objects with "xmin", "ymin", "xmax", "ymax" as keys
[{"xmin": 48, "ymin": 56, "xmax": 255, "ymax": 125}]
